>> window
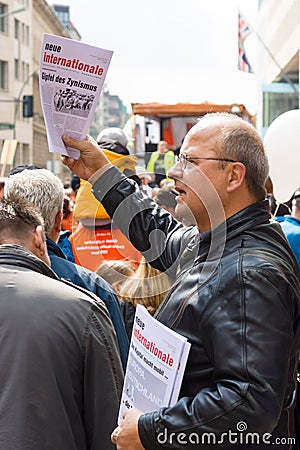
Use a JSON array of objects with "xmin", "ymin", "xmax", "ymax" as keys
[
  {"xmin": 0, "ymin": 3, "xmax": 8, "ymax": 33},
  {"xmin": 263, "ymin": 85, "xmax": 299, "ymax": 128},
  {"xmin": 25, "ymin": 63, "xmax": 29, "ymax": 80},
  {"xmin": 0, "ymin": 60, "xmax": 8, "ymax": 90},
  {"xmin": 14, "ymin": 59, "xmax": 19, "ymax": 80},
  {"xmin": 14, "ymin": 18, "xmax": 19, "ymax": 39},
  {"xmin": 25, "ymin": 24, "xmax": 29, "ymax": 45}
]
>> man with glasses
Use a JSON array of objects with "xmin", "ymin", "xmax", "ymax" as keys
[{"xmin": 61, "ymin": 112, "xmax": 300, "ymax": 449}]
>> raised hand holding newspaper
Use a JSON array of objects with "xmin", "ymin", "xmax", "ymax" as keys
[
  {"xmin": 39, "ymin": 33, "xmax": 113, "ymax": 159},
  {"xmin": 118, "ymin": 305, "xmax": 191, "ymax": 424}
]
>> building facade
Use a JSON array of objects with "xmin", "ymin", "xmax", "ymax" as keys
[
  {"xmin": 0, "ymin": 0, "xmax": 79, "ymax": 178},
  {"xmin": 32, "ymin": 0, "xmax": 79, "ymax": 176},
  {"xmin": 257, "ymin": 0, "xmax": 299, "ymax": 134},
  {"xmin": 91, "ymin": 84, "xmax": 129, "ymax": 140},
  {"xmin": 0, "ymin": 0, "xmax": 32, "ymax": 168},
  {"xmin": 0, "ymin": 1, "xmax": 128, "ymax": 179}
]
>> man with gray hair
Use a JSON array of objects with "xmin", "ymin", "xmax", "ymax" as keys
[
  {"xmin": 0, "ymin": 195, "xmax": 123, "ymax": 449},
  {"xmin": 5, "ymin": 168, "xmax": 129, "ymax": 368}
]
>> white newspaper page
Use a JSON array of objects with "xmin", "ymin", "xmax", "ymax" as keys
[
  {"xmin": 118, "ymin": 305, "xmax": 190, "ymax": 424},
  {"xmin": 39, "ymin": 33, "xmax": 113, "ymax": 159},
  {"xmin": 169, "ymin": 340, "xmax": 191, "ymax": 407}
]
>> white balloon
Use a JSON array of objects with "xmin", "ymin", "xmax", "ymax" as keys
[{"xmin": 264, "ymin": 109, "xmax": 300, "ymax": 203}]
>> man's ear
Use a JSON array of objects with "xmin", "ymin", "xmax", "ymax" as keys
[
  {"xmin": 33, "ymin": 225, "xmax": 47, "ymax": 257},
  {"xmin": 227, "ymin": 162, "xmax": 246, "ymax": 193},
  {"xmin": 54, "ymin": 210, "xmax": 63, "ymax": 233},
  {"xmin": 31, "ymin": 225, "xmax": 50, "ymax": 266}
]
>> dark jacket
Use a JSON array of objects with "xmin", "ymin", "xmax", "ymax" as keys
[
  {"xmin": 92, "ymin": 166, "xmax": 300, "ymax": 449},
  {"xmin": 120, "ymin": 299, "xmax": 136, "ymax": 340},
  {"xmin": 0, "ymin": 244, "xmax": 123, "ymax": 449},
  {"xmin": 47, "ymin": 237, "xmax": 129, "ymax": 369},
  {"xmin": 58, "ymin": 229, "xmax": 75, "ymax": 262}
]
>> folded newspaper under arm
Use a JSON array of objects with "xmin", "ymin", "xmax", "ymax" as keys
[
  {"xmin": 118, "ymin": 304, "xmax": 191, "ymax": 424},
  {"xmin": 39, "ymin": 33, "xmax": 113, "ymax": 160}
]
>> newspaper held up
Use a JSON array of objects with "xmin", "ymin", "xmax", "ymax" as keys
[
  {"xmin": 39, "ymin": 33, "xmax": 113, "ymax": 159},
  {"xmin": 118, "ymin": 304, "xmax": 191, "ymax": 424}
]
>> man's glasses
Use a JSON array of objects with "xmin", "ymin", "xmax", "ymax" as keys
[{"xmin": 175, "ymin": 154, "xmax": 237, "ymax": 171}]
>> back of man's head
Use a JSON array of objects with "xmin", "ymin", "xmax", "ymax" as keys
[
  {"xmin": 0, "ymin": 196, "xmax": 44, "ymax": 247},
  {"xmin": 96, "ymin": 127, "xmax": 130, "ymax": 156},
  {"xmin": 9, "ymin": 164, "xmax": 41, "ymax": 176},
  {"xmin": 97, "ymin": 127, "xmax": 128, "ymax": 148},
  {"xmin": 4, "ymin": 169, "xmax": 64, "ymax": 235}
]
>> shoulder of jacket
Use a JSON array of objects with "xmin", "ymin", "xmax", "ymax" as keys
[{"xmin": 59, "ymin": 277, "xmax": 107, "ymax": 309}]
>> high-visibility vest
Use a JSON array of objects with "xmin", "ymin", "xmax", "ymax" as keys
[{"xmin": 146, "ymin": 150, "xmax": 175, "ymax": 179}]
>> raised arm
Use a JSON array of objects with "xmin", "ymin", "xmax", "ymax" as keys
[{"xmin": 61, "ymin": 135, "xmax": 185, "ymax": 276}]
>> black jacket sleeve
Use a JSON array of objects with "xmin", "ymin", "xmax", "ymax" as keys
[{"xmin": 92, "ymin": 166, "xmax": 184, "ymax": 278}]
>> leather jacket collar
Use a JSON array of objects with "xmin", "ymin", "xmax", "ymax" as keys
[
  {"xmin": 0, "ymin": 244, "xmax": 58, "ymax": 279},
  {"xmin": 186, "ymin": 199, "xmax": 271, "ymax": 263}
]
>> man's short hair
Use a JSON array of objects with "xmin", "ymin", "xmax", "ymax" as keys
[
  {"xmin": 0, "ymin": 196, "xmax": 44, "ymax": 245},
  {"xmin": 200, "ymin": 113, "xmax": 269, "ymax": 200},
  {"xmin": 9, "ymin": 164, "xmax": 41, "ymax": 176},
  {"xmin": 4, "ymin": 169, "xmax": 64, "ymax": 235}
]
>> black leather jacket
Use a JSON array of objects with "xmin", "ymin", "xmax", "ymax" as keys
[{"xmin": 93, "ymin": 167, "xmax": 300, "ymax": 449}]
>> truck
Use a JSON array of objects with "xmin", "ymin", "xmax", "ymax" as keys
[{"xmin": 124, "ymin": 102, "xmax": 255, "ymax": 165}]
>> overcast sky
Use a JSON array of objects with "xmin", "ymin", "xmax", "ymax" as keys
[{"xmin": 50, "ymin": 0, "xmax": 258, "ymax": 114}]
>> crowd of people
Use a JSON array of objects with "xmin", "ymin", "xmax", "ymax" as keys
[{"xmin": 0, "ymin": 114, "xmax": 300, "ymax": 450}]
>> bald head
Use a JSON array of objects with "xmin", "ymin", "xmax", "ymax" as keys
[{"xmin": 187, "ymin": 113, "xmax": 269, "ymax": 201}]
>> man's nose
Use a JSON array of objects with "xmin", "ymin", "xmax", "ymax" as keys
[{"xmin": 167, "ymin": 160, "xmax": 182, "ymax": 180}]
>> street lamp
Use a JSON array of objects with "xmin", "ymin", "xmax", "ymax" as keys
[{"xmin": 13, "ymin": 67, "xmax": 38, "ymax": 139}]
